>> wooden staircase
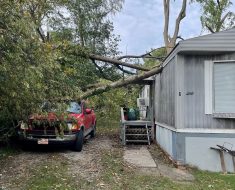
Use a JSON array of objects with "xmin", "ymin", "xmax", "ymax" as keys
[
  {"xmin": 120, "ymin": 107, "xmax": 153, "ymax": 145},
  {"xmin": 124, "ymin": 124, "xmax": 151, "ymax": 145}
]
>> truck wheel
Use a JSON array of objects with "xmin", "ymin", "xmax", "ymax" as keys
[
  {"xmin": 74, "ymin": 130, "xmax": 84, "ymax": 152},
  {"xmin": 90, "ymin": 124, "xmax": 96, "ymax": 138}
]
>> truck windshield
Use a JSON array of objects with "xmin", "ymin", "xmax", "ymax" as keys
[
  {"xmin": 42, "ymin": 101, "xmax": 82, "ymax": 113},
  {"xmin": 66, "ymin": 102, "xmax": 82, "ymax": 114}
]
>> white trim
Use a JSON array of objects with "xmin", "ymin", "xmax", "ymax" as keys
[
  {"xmin": 204, "ymin": 60, "xmax": 213, "ymax": 114},
  {"xmin": 213, "ymin": 60, "xmax": 235, "ymax": 63},
  {"xmin": 156, "ymin": 122, "xmax": 235, "ymax": 134},
  {"xmin": 213, "ymin": 113, "xmax": 235, "ymax": 118},
  {"xmin": 155, "ymin": 122, "xmax": 176, "ymax": 132}
]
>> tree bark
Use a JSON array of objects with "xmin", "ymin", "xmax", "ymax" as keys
[
  {"xmin": 163, "ymin": 0, "xmax": 170, "ymax": 53},
  {"xmin": 117, "ymin": 55, "xmax": 165, "ymax": 61},
  {"xmin": 163, "ymin": 0, "xmax": 187, "ymax": 54}
]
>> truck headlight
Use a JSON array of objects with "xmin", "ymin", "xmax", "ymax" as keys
[{"xmin": 68, "ymin": 123, "xmax": 79, "ymax": 130}]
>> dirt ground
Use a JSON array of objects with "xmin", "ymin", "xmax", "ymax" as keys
[{"xmin": 0, "ymin": 133, "xmax": 194, "ymax": 190}]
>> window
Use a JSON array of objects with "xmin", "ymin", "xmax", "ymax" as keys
[
  {"xmin": 205, "ymin": 60, "xmax": 235, "ymax": 118},
  {"xmin": 67, "ymin": 102, "xmax": 82, "ymax": 114},
  {"xmin": 213, "ymin": 61, "xmax": 235, "ymax": 115}
]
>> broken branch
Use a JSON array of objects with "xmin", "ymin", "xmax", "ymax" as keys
[
  {"xmin": 88, "ymin": 54, "xmax": 149, "ymax": 71},
  {"xmin": 117, "ymin": 55, "xmax": 165, "ymax": 61}
]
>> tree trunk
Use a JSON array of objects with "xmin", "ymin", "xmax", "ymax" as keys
[{"xmin": 163, "ymin": 0, "xmax": 187, "ymax": 54}]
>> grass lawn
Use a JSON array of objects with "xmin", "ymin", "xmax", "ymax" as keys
[
  {"xmin": 99, "ymin": 147, "xmax": 235, "ymax": 190},
  {"xmin": 21, "ymin": 145, "xmax": 235, "ymax": 190}
]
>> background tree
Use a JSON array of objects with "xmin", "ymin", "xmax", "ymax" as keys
[
  {"xmin": 64, "ymin": 0, "xmax": 125, "ymax": 83},
  {"xmin": 192, "ymin": 0, "xmax": 235, "ymax": 33}
]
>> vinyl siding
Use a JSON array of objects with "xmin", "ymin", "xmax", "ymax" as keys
[
  {"xmin": 180, "ymin": 53, "xmax": 235, "ymax": 129},
  {"xmin": 155, "ymin": 57, "xmax": 175, "ymax": 127}
]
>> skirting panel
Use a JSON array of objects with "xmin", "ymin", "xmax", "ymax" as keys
[
  {"xmin": 185, "ymin": 136, "xmax": 235, "ymax": 172},
  {"xmin": 156, "ymin": 123, "xmax": 235, "ymax": 172},
  {"xmin": 156, "ymin": 125, "xmax": 173, "ymax": 157}
]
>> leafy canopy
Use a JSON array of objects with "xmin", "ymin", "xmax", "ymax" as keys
[
  {"xmin": 0, "ymin": 0, "xmax": 124, "ymax": 141},
  {"xmin": 192, "ymin": 0, "xmax": 235, "ymax": 33}
]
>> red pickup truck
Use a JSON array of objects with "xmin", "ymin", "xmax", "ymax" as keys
[{"xmin": 18, "ymin": 101, "xmax": 96, "ymax": 151}]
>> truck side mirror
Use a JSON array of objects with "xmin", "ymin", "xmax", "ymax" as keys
[{"xmin": 85, "ymin": 108, "xmax": 92, "ymax": 114}]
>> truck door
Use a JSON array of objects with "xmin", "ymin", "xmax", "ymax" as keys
[{"xmin": 83, "ymin": 103, "xmax": 93, "ymax": 129}]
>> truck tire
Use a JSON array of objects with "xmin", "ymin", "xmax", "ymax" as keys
[
  {"xmin": 74, "ymin": 130, "xmax": 84, "ymax": 152},
  {"xmin": 90, "ymin": 124, "xmax": 96, "ymax": 138}
]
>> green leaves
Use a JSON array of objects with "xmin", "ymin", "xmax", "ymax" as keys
[
  {"xmin": 193, "ymin": 0, "xmax": 235, "ymax": 33},
  {"xmin": 0, "ymin": 0, "xmax": 125, "ymax": 141},
  {"xmin": 143, "ymin": 48, "xmax": 167, "ymax": 69}
]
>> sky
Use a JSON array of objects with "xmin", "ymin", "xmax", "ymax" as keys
[{"xmin": 112, "ymin": 0, "xmax": 235, "ymax": 55}]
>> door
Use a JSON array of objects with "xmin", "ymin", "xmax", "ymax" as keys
[{"xmin": 83, "ymin": 103, "xmax": 93, "ymax": 130}]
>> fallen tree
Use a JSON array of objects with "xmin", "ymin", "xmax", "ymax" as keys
[
  {"xmin": 59, "ymin": 45, "xmax": 164, "ymax": 101},
  {"xmin": 77, "ymin": 64, "xmax": 163, "ymax": 100}
]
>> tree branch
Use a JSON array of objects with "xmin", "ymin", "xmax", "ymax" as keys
[
  {"xmin": 36, "ymin": 27, "xmax": 46, "ymax": 43},
  {"xmin": 28, "ymin": 3, "xmax": 46, "ymax": 43},
  {"xmin": 163, "ymin": 0, "xmax": 170, "ymax": 45},
  {"xmin": 88, "ymin": 54, "xmax": 149, "ymax": 71},
  {"xmin": 206, "ymin": 23, "xmax": 215, "ymax": 33},
  {"xmin": 93, "ymin": 59, "xmax": 135, "ymax": 76},
  {"xmin": 117, "ymin": 55, "xmax": 165, "ymax": 61},
  {"xmin": 172, "ymin": 0, "xmax": 187, "ymax": 42},
  {"xmin": 91, "ymin": 59, "xmax": 116, "ymax": 81},
  {"xmin": 177, "ymin": 36, "xmax": 185, "ymax": 41},
  {"xmin": 221, "ymin": 12, "xmax": 230, "ymax": 25},
  {"xmin": 117, "ymin": 47, "xmax": 166, "ymax": 61},
  {"xmin": 82, "ymin": 82, "xmax": 107, "ymax": 91},
  {"xmin": 115, "ymin": 65, "xmax": 135, "ymax": 75},
  {"xmin": 217, "ymin": 0, "xmax": 221, "ymax": 10}
]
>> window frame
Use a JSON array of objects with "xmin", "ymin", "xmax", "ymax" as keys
[{"xmin": 204, "ymin": 60, "xmax": 213, "ymax": 115}]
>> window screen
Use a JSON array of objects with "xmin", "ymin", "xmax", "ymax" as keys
[{"xmin": 214, "ymin": 62, "xmax": 235, "ymax": 113}]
